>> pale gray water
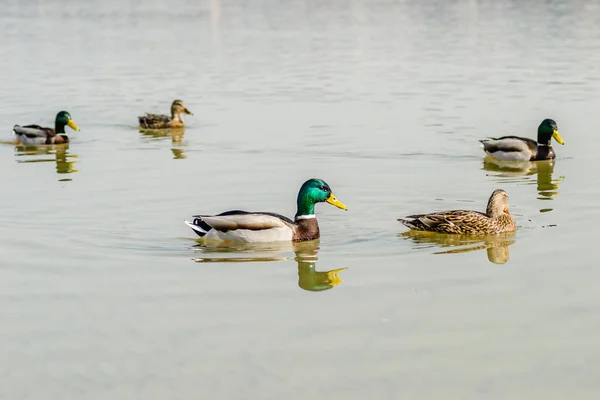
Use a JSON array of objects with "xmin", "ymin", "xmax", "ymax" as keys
[{"xmin": 2, "ymin": 0, "xmax": 600, "ymax": 398}]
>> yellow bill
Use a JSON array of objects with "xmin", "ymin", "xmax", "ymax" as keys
[
  {"xmin": 67, "ymin": 119, "xmax": 80, "ymax": 131},
  {"xmin": 326, "ymin": 193, "xmax": 348, "ymax": 211},
  {"xmin": 553, "ymin": 129, "xmax": 564, "ymax": 145},
  {"xmin": 326, "ymin": 268, "xmax": 347, "ymax": 287}
]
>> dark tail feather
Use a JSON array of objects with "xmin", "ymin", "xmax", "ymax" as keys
[
  {"xmin": 185, "ymin": 218, "xmax": 210, "ymax": 237},
  {"xmin": 397, "ymin": 218, "xmax": 419, "ymax": 230},
  {"xmin": 398, "ymin": 216, "xmax": 434, "ymax": 231}
]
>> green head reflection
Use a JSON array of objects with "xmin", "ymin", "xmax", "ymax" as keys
[
  {"xmin": 294, "ymin": 241, "xmax": 347, "ymax": 292},
  {"xmin": 191, "ymin": 239, "xmax": 348, "ymax": 291}
]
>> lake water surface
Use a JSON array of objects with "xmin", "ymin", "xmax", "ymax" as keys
[{"xmin": 2, "ymin": 0, "xmax": 600, "ymax": 398}]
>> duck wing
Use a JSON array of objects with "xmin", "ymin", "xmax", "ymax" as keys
[
  {"xmin": 194, "ymin": 210, "xmax": 295, "ymax": 231},
  {"xmin": 479, "ymin": 136, "xmax": 538, "ymax": 161},
  {"xmin": 13, "ymin": 125, "xmax": 54, "ymax": 138},
  {"xmin": 138, "ymin": 113, "xmax": 171, "ymax": 128},
  {"xmin": 399, "ymin": 210, "xmax": 488, "ymax": 233},
  {"xmin": 480, "ymin": 136, "xmax": 537, "ymax": 152},
  {"xmin": 185, "ymin": 210, "xmax": 296, "ymax": 242}
]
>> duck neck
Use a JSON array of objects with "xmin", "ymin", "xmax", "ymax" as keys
[
  {"xmin": 54, "ymin": 121, "xmax": 66, "ymax": 134},
  {"xmin": 485, "ymin": 199, "xmax": 500, "ymax": 218},
  {"xmin": 295, "ymin": 197, "xmax": 315, "ymax": 219},
  {"xmin": 171, "ymin": 111, "xmax": 184, "ymax": 122},
  {"xmin": 537, "ymin": 132, "xmax": 551, "ymax": 146}
]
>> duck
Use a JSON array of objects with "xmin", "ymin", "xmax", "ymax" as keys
[
  {"xmin": 479, "ymin": 118, "xmax": 564, "ymax": 161},
  {"xmin": 13, "ymin": 111, "xmax": 80, "ymax": 145},
  {"xmin": 398, "ymin": 189, "xmax": 517, "ymax": 235},
  {"xmin": 185, "ymin": 178, "xmax": 348, "ymax": 242},
  {"xmin": 138, "ymin": 100, "xmax": 193, "ymax": 129}
]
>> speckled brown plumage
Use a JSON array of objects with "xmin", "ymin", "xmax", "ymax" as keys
[
  {"xmin": 398, "ymin": 189, "xmax": 517, "ymax": 235},
  {"xmin": 138, "ymin": 99, "xmax": 193, "ymax": 129}
]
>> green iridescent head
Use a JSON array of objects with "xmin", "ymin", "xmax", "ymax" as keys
[
  {"xmin": 54, "ymin": 111, "xmax": 80, "ymax": 134},
  {"xmin": 295, "ymin": 178, "xmax": 348, "ymax": 217},
  {"xmin": 537, "ymin": 118, "xmax": 563, "ymax": 146}
]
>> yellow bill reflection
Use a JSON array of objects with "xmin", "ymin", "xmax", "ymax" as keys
[
  {"xmin": 482, "ymin": 158, "xmax": 564, "ymax": 208},
  {"xmin": 14, "ymin": 144, "xmax": 79, "ymax": 181}
]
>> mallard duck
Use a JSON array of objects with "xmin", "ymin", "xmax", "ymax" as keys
[
  {"xmin": 398, "ymin": 189, "xmax": 517, "ymax": 235},
  {"xmin": 138, "ymin": 100, "xmax": 193, "ymax": 129},
  {"xmin": 480, "ymin": 118, "xmax": 564, "ymax": 161},
  {"xmin": 185, "ymin": 178, "xmax": 348, "ymax": 242},
  {"xmin": 12, "ymin": 111, "xmax": 80, "ymax": 145}
]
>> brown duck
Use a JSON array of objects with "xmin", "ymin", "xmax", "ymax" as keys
[
  {"xmin": 138, "ymin": 99, "xmax": 193, "ymax": 129},
  {"xmin": 398, "ymin": 189, "xmax": 517, "ymax": 235}
]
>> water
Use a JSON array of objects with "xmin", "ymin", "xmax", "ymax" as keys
[{"xmin": 2, "ymin": 0, "xmax": 600, "ymax": 398}]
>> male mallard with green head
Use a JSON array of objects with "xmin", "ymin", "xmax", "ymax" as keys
[
  {"xmin": 185, "ymin": 178, "xmax": 348, "ymax": 242},
  {"xmin": 138, "ymin": 99, "xmax": 193, "ymax": 129},
  {"xmin": 480, "ymin": 118, "xmax": 564, "ymax": 161},
  {"xmin": 13, "ymin": 111, "xmax": 80, "ymax": 145},
  {"xmin": 398, "ymin": 189, "xmax": 517, "ymax": 235}
]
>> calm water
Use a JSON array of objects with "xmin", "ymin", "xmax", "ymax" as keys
[{"xmin": 2, "ymin": 0, "xmax": 600, "ymax": 398}]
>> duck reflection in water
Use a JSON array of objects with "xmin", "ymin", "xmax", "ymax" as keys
[
  {"xmin": 482, "ymin": 158, "xmax": 564, "ymax": 203},
  {"xmin": 293, "ymin": 241, "xmax": 347, "ymax": 292},
  {"xmin": 139, "ymin": 127, "xmax": 187, "ymax": 160},
  {"xmin": 192, "ymin": 240, "xmax": 347, "ymax": 291},
  {"xmin": 400, "ymin": 230, "xmax": 516, "ymax": 264},
  {"xmin": 14, "ymin": 144, "xmax": 79, "ymax": 180}
]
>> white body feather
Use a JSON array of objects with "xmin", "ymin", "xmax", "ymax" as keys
[
  {"xmin": 185, "ymin": 213, "xmax": 295, "ymax": 243},
  {"xmin": 200, "ymin": 214, "xmax": 288, "ymax": 230},
  {"xmin": 486, "ymin": 150, "xmax": 532, "ymax": 161},
  {"xmin": 12, "ymin": 127, "xmax": 48, "ymax": 145},
  {"xmin": 481, "ymin": 138, "xmax": 533, "ymax": 161},
  {"xmin": 204, "ymin": 226, "xmax": 293, "ymax": 242},
  {"xmin": 15, "ymin": 135, "xmax": 47, "ymax": 145}
]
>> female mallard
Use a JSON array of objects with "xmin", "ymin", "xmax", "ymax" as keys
[
  {"xmin": 185, "ymin": 178, "xmax": 348, "ymax": 242},
  {"xmin": 138, "ymin": 99, "xmax": 193, "ymax": 129},
  {"xmin": 13, "ymin": 111, "xmax": 80, "ymax": 145},
  {"xmin": 480, "ymin": 118, "xmax": 564, "ymax": 161},
  {"xmin": 398, "ymin": 189, "xmax": 516, "ymax": 235}
]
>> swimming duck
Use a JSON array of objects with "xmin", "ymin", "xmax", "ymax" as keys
[
  {"xmin": 13, "ymin": 111, "xmax": 80, "ymax": 145},
  {"xmin": 138, "ymin": 100, "xmax": 193, "ymax": 129},
  {"xmin": 479, "ymin": 119, "xmax": 564, "ymax": 161},
  {"xmin": 185, "ymin": 178, "xmax": 348, "ymax": 242},
  {"xmin": 398, "ymin": 189, "xmax": 516, "ymax": 235}
]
